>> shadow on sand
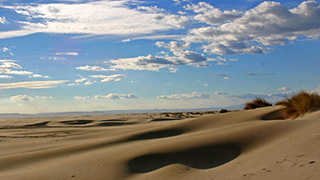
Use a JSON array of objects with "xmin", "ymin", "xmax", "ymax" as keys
[{"xmin": 128, "ymin": 144, "xmax": 241, "ymax": 173}]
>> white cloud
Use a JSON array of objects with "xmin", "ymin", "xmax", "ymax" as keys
[
  {"xmin": 76, "ymin": 65, "xmax": 115, "ymax": 71},
  {"xmin": 10, "ymin": 95, "xmax": 33, "ymax": 101},
  {"xmin": 29, "ymin": 74, "xmax": 49, "ymax": 78},
  {"xmin": 90, "ymin": 74, "xmax": 126, "ymax": 82},
  {"xmin": 0, "ymin": 60, "xmax": 33, "ymax": 75},
  {"xmin": 48, "ymin": 56, "xmax": 66, "ymax": 60},
  {"xmin": 67, "ymin": 83, "xmax": 76, "ymax": 86},
  {"xmin": 245, "ymin": 72, "xmax": 275, "ymax": 76},
  {"xmin": 183, "ymin": 1, "xmax": 320, "ymax": 55},
  {"xmin": 208, "ymin": 56, "xmax": 238, "ymax": 66},
  {"xmin": 109, "ymin": 41, "xmax": 209, "ymax": 71},
  {"xmin": 215, "ymin": 91, "xmax": 227, "ymax": 96},
  {"xmin": 35, "ymin": 96, "xmax": 53, "ymax": 100},
  {"xmin": 2, "ymin": 47, "xmax": 9, "ymax": 52},
  {"xmin": 216, "ymin": 73, "xmax": 229, "ymax": 80},
  {"xmin": 137, "ymin": 6, "xmax": 165, "ymax": 13},
  {"xmin": 157, "ymin": 92, "xmax": 210, "ymax": 100},
  {"xmin": 109, "ymin": 55, "xmax": 173, "ymax": 71},
  {"xmin": 75, "ymin": 77, "xmax": 87, "ymax": 83},
  {"xmin": 0, "ymin": 0, "xmax": 188, "ymax": 39},
  {"xmin": 94, "ymin": 93, "xmax": 138, "ymax": 100},
  {"xmin": 0, "ymin": 29, "xmax": 36, "ymax": 39},
  {"xmin": 185, "ymin": 2, "xmax": 243, "ymax": 25},
  {"xmin": 0, "ymin": 80, "xmax": 68, "ymax": 90},
  {"xmin": 55, "ymin": 52, "xmax": 78, "ymax": 56},
  {"xmin": 278, "ymin": 86, "xmax": 289, "ymax": 91},
  {"xmin": 311, "ymin": 85, "xmax": 320, "ymax": 94},
  {"xmin": 0, "ymin": 16, "xmax": 7, "ymax": 24},
  {"xmin": 0, "ymin": 75, "xmax": 12, "ymax": 79},
  {"xmin": 74, "ymin": 96, "xmax": 91, "ymax": 100},
  {"xmin": 203, "ymin": 83, "xmax": 208, "ymax": 87},
  {"xmin": 84, "ymin": 81, "xmax": 93, "ymax": 85},
  {"xmin": 168, "ymin": 67, "xmax": 178, "ymax": 73}
]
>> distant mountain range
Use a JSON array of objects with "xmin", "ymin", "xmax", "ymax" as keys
[{"xmin": 0, "ymin": 104, "xmax": 244, "ymax": 118}]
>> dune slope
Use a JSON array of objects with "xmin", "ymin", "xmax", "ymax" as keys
[{"xmin": 0, "ymin": 106, "xmax": 320, "ymax": 180}]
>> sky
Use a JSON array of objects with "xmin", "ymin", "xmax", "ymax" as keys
[{"xmin": 0, "ymin": 0, "xmax": 320, "ymax": 113}]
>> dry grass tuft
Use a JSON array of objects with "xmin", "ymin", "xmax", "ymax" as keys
[
  {"xmin": 244, "ymin": 98, "xmax": 272, "ymax": 110},
  {"xmin": 276, "ymin": 91, "xmax": 320, "ymax": 119}
]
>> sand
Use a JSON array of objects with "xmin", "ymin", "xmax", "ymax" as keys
[{"xmin": 0, "ymin": 106, "xmax": 319, "ymax": 180}]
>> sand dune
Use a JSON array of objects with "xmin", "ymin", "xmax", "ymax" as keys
[{"xmin": 0, "ymin": 106, "xmax": 319, "ymax": 180}]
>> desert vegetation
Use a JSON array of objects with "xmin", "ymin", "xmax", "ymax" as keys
[
  {"xmin": 244, "ymin": 98, "xmax": 272, "ymax": 110},
  {"xmin": 276, "ymin": 91, "xmax": 320, "ymax": 119}
]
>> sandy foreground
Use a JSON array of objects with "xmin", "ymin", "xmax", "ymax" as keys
[{"xmin": 0, "ymin": 106, "xmax": 319, "ymax": 180}]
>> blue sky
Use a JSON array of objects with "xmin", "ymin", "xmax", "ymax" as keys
[{"xmin": 0, "ymin": 0, "xmax": 319, "ymax": 113}]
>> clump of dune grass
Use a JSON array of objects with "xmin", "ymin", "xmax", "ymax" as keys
[
  {"xmin": 244, "ymin": 98, "xmax": 272, "ymax": 110},
  {"xmin": 276, "ymin": 91, "xmax": 320, "ymax": 119}
]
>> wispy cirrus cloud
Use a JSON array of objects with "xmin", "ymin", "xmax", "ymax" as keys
[
  {"xmin": 55, "ymin": 52, "xmax": 78, "ymax": 56},
  {"xmin": 0, "ymin": 80, "xmax": 68, "ymax": 90},
  {"xmin": 0, "ymin": 0, "xmax": 188, "ymax": 39},
  {"xmin": 76, "ymin": 65, "xmax": 116, "ymax": 72}
]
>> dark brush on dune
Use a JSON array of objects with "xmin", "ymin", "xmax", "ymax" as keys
[
  {"xmin": 244, "ymin": 98, "xmax": 272, "ymax": 110},
  {"xmin": 276, "ymin": 91, "xmax": 320, "ymax": 119}
]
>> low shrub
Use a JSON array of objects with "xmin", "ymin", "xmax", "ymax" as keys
[
  {"xmin": 276, "ymin": 91, "xmax": 320, "ymax": 119},
  {"xmin": 244, "ymin": 98, "xmax": 272, "ymax": 110},
  {"xmin": 219, "ymin": 109, "xmax": 228, "ymax": 113}
]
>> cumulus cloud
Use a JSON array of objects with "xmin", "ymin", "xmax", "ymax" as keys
[
  {"xmin": 157, "ymin": 92, "xmax": 209, "ymax": 100},
  {"xmin": 183, "ymin": 1, "xmax": 320, "ymax": 55},
  {"xmin": 84, "ymin": 81, "xmax": 93, "ymax": 85},
  {"xmin": 0, "ymin": 75, "xmax": 12, "ymax": 79},
  {"xmin": 208, "ymin": 56, "xmax": 238, "ymax": 66},
  {"xmin": 0, "ymin": 80, "xmax": 68, "ymax": 90},
  {"xmin": 94, "ymin": 93, "xmax": 138, "ymax": 100},
  {"xmin": 109, "ymin": 41, "xmax": 209, "ymax": 71},
  {"xmin": 75, "ymin": 77, "xmax": 87, "ymax": 83},
  {"xmin": 90, "ymin": 74, "xmax": 126, "ymax": 82},
  {"xmin": 216, "ymin": 73, "xmax": 229, "ymax": 80},
  {"xmin": 70, "ymin": 77, "xmax": 93, "ymax": 86},
  {"xmin": 74, "ymin": 96, "xmax": 91, "ymax": 100},
  {"xmin": 184, "ymin": 2, "xmax": 243, "ymax": 25},
  {"xmin": 215, "ymin": 91, "xmax": 227, "ymax": 96},
  {"xmin": 0, "ymin": 16, "xmax": 7, "ymax": 24},
  {"xmin": 76, "ymin": 65, "xmax": 115, "ymax": 71},
  {"xmin": 29, "ymin": 74, "xmax": 50, "ymax": 78},
  {"xmin": 35, "ymin": 96, "xmax": 53, "ymax": 100},
  {"xmin": 0, "ymin": 0, "xmax": 188, "ymax": 39},
  {"xmin": 0, "ymin": 60, "xmax": 33, "ymax": 75},
  {"xmin": 10, "ymin": 95, "xmax": 33, "ymax": 101},
  {"xmin": 55, "ymin": 52, "xmax": 78, "ymax": 56}
]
